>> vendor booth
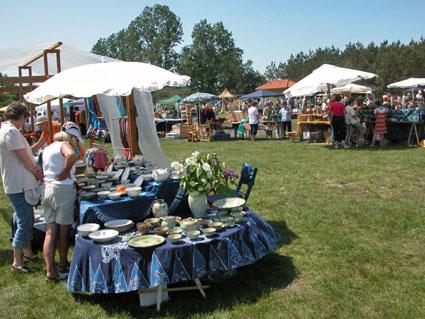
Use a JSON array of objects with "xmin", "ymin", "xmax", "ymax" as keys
[{"xmin": 24, "ymin": 62, "xmax": 280, "ymax": 310}]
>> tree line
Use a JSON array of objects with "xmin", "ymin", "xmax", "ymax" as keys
[{"xmin": 92, "ymin": 4, "xmax": 425, "ymax": 96}]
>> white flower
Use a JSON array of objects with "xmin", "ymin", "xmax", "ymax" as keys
[
  {"xmin": 207, "ymin": 171, "xmax": 212, "ymax": 178},
  {"xmin": 190, "ymin": 181, "xmax": 197, "ymax": 186},
  {"xmin": 171, "ymin": 161, "xmax": 179, "ymax": 169},
  {"xmin": 202, "ymin": 163, "xmax": 211, "ymax": 172},
  {"xmin": 206, "ymin": 183, "xmax": 211, "ymax": 189},
  {"xmin": 185, "ymin": 157, "xmax": 195, "ymax": 166},
  {"xmin": 201, "ymin": 178, "xmax": 207, "ymax": 184},
  {"xmin": 192, "ymin": 151, "xmax": 200, "ymax": 159},
  {"xmin": 175, "ymin": 163, "xmax": 184, "ymax": 173},
  {"xmin": 197, "ymin": 186, "xmax": 204, "ymax": 192}
]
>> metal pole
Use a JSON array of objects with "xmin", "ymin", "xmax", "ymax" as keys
[{"xmin": 56, "ymin": 50, "xmax": 65, "ymax": 125}]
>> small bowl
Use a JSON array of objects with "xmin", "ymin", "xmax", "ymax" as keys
[
  {"xmin": 108, "ymin": 192, "xmax": 121, "ymax": 200},
  {"xmin": 145, "ymin": 217, "xmax": 160, "ymax": 227},
  {"xmin": 208, "ymin": 221, "xmax": 223, "ymax": 229},
  {"xmin": 79, "ymin": 191, "xmax": 97, "ymax": 200},
  {"xmin": 203, "ymin": 227, "xmax": 216, "ymax": 237},
  {"xmin": 169, "ymin": 233, "xmax": 182, "ymax": 243},
  {"xmin": 154, "ymin": 226, "xmax": 169, "ymax": 236},
  {"xmin": 198, "ymin": 219, "xmax": 212, "ymax": 226},
  {"xmin": 136, "ymin": 222, "xmax": 151, "ymax": 234},
  {"xmin": 187, "ymin": 230, "xmax": 201, "ymax": 240},
  {"xmin": 168, "ymin": 227, "xmax": 183, "ymax": 235},
  {"xmin": 77, "ymin": 223, "xmax": 100, "ymax": 237},
  {"xmin": 126, "ymin": 186, "xmax": 142, "ymax": 197},
  {"xmin": 97, "ymin": 191, "xmax": 111, "ymax": 199}
]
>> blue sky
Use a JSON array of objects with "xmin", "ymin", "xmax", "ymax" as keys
[{"xmin": 1, "ymin": 0, "xmax": 424, "ymax": 72}]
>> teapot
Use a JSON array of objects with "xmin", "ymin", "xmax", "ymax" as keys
[
  {"xmin": 152, "ymin": 199, "xmax": 169, "ymax": 218},
  {"xmin": 152, "ymin": 168, "xmax": 170, "ymax": 182}
]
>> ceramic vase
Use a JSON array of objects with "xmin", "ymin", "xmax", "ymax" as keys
[{"xmin": 188, "ymin": 192, "xmax": 208, "ymax": 218}]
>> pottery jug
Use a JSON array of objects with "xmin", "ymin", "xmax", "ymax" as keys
[{"xmin": 152, "ymin": 199, "xmax": 169, "ymax": 218}]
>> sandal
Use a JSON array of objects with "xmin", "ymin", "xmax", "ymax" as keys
[
  {"xmin": 45, "ymin": 272, "xmax": 68, "ymax": 282},
  {"xmin": 12, "ymin": 265, "xmax": 35, "ymax": 273},
  {"xmin": 57, "ymin": 264, "xmax": 70, "ymax": 273},
  {"xmin": 23, "ymin": 255, "xmax": 39, "ymax": 262}
]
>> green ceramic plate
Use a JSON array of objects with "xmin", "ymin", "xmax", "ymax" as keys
[
  {"xmin": 213, "ymin": 197, "xmax": 246, "ymax": 210},
  {"xmin": 128, "ymin": 235, "xmax": 165, "ymax": 248}
]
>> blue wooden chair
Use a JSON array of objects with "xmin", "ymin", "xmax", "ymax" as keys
[{"xmin": 208, "ymin": 163, "xmax": 258, "ymax": 205}]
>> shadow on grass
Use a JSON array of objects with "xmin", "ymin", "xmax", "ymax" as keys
[
  {"xmin": 268, "ymin": 220, "xmax": 298, "ymax": 245},
  {"xmin": 0, "ymin": 248, "xmax": 12, "ymax": 267},
  {"xmin": 73, "ymin": 253, "xmax": 297, "ymax": 318},
  {"xmin": 320, "ymin": 143, "xmax": 419, "ymax": 152}
]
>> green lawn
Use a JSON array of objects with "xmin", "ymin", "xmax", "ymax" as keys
[{"xmin": 1, "ymin": 139, "xmax": 425, "ymax": 318}]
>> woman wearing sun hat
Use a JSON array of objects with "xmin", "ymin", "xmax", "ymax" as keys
[{"xmin": 41, "ymin": 122, "xmax": 81, "ymax": 281}]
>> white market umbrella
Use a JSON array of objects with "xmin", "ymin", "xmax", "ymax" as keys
[
  {"xmin": 284, "ymin": 64, "xmax": 377, "ymax": 97},
  {"xmin": 331, "ymin": 83, "xmax": 372, "ymax": 94},
  {"xmin": 387, "ymin": 78, "xmax": 425, "ymax": 89},
  {"xmin": 24, "ymin": 61, "xmax": 191, "ymax": 104}
]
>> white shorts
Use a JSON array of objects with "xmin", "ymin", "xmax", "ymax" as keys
[{"xmin": 42, "ymin": 183, "xmax": 76, "ymax": 225}]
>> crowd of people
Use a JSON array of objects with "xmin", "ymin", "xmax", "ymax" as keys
[{"xmin": 0, "ymin": 102, "xmax": 85, "ymax": 280}]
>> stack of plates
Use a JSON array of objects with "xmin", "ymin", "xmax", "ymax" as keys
[
  {"xmin": 89, "ymin": 229, "xmax": 119, "ymax": 243},
  {"xmin": 104, "ymin": 219, "xmax": 134, "ymax": 233}
]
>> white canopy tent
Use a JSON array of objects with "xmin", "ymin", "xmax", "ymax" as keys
[
  {"xmin": 387, "ymin": 78, "xmax": 425, "ymax": 89},
  {"xmin": 0, "ymin": 43, "xmax": 119, "ymax": 76},
  {"xmin": 330, "ymin": 83, "xmax": 372, "ymax": 94},
  {"xmin": 24, "ymin": 61, "xmax": 190, "ymax": 168},
  {"xmin": 284, "ymin": 64, "xmax": 377, "ymax": 97}
]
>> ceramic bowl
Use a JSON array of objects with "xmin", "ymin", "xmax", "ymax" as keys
[
  {"xmin": 136, "ymin": 222, "xmax": 151, "ymax": 234},
  {"xmin": 108, "ymin": 192, "xmax": 121, "ymax": 200},
  {"xmin": 168, "ymin": 227, "xmax": 183, "ymax": 235},
  {"xmin": 154, "ymin": 226, "xmax": 169, "ymax": 236},
  {"xmin": 161, "ymin": 216, "xmax": 177, "ymax": 228},
  {"xmin": 208, "ymin": 221, "xmax": 223, "ymax": 229},
  {"xmin": 198, "ymin": 219, "xmax": 212, "ymax": 227},
  {"xmin": 203, "ymin": 227, "xmax": 216, "ymax": 237},
  {"xmin": 126, "ymin": 186, "xmax": 142, "ymax": 197},
  {"xmin": 89, "ymin": 229, "xmax": 119, "ymax": 243},
  {"xmin": 77, "ymin": 223, "xmax": 100, "ymax": 237},
  {"xmin": 187, "ymin": 230, "xmax": 201, "ymax": 240},
  {"xmin": 104, "ymin": 219, "xmax": 134, "ymax": 233},
  {"xmin": 97, "ymin": 191, "xmax": 111, "ymax": 199},
  {"xmin": 145, "ymin": 218, "xmax": 160, "ymax": 227},
  {"xmin": 168, "ymin": 233, "xmax": 182, "ymax": 243}
]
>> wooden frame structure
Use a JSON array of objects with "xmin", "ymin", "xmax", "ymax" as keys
[{"xmin": 0, "ymin": 42, "xmax": 65, "ymax": 140}]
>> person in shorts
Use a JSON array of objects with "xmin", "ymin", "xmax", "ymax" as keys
[
  {"xmin": 42, "ymin": 123, "xmax": 80, "ymax": 281},
  {"xmin": 248, "ymin": 101, "xmax": 259, "ymax": 141}
]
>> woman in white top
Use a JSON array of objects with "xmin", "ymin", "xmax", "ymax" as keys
[
  {"xmin": 42, "ymin": 123, "xmax": 79, "ymax": 281},
  {"xmin": 0, "ymin": 103, "xmax": 43, "ymax": 273}
]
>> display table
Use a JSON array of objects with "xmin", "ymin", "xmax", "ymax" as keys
[
  {"xmin": 67, "ymin": 210, "xmax": 280, "ymax": 295},
  {"xmin": 296, "ymin": 120, "xmax": 330, "ymax": 141},
  {"xmin": 79, "ymin": 179, "xmax": 181, "ymax": 225}
]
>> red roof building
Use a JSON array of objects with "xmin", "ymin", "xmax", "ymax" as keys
[{"xmin": 255, "ymin": 79, "xmax": 296, "ymax": 93}]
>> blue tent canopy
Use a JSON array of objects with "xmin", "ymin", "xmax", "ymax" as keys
[{"xmin": 239, "ymin": 90, "xmax": 283, "ymax": 100}]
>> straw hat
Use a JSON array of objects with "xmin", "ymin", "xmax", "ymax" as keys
[{"xmin": 35, "ymin": 115, "xmax": 48, "ymax": 125}]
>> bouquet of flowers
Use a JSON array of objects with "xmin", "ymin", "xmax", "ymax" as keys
[{"xmin": 171, "ymin": 151, "xmax": 238, "ymax": 195}]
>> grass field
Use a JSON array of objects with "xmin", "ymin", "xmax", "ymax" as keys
[{"xmin": 1, "ymin": 139, "xmax": 425, "ymax": 319}]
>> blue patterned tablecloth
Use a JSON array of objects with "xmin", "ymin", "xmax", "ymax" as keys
[
  {"xmin": 79, "ymin": 179, "xmax": 181, "ymax": 225},
  {"xmin": 67, "ymin": 210, "xmax": 281, "ymax": 294}
]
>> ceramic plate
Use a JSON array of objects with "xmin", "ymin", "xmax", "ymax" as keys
[
  {"xmin": 128, "ymin": 235, "xmax": 165, "ymax": 248},
  {"xmin": 106, "ymin": 163, "xmax": 114, "ymax": 173},
  {"xmin": 213, "ymin": 197, "xmax": 246, "ymax": 210},
  {"xmin": 133, "ymin": 175, "xmax": 144, "ymax": 187},
  {"xmin": 89, "ymin": 229, "xmax": 119, "ymax": 243},
  {"xmin": 113, "ymin": 168, "xmax": 124, "ymax": 180},
  {"xmin": 104, "ymin": 219, "xmax": 133, "ymax": 228},
  {"xmin": 121, "ymin": 167, "xmax": 130, "ymax": 182}
]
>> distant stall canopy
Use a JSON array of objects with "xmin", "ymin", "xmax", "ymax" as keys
[
  {"xmin": 331, "ymin": 83, "xmax": 372, "ymax": 94},
  {"xmin": 218, "ymin": 88, "xmax": 234, "ymax": 99},
  {"xmin": 387, "ymin": 78, "xmax": 425, "ymax": 89},
  {"xmin": 239, "ymin": 89, "xmax": 282, "ymax": 100},
  {"xmin": 284, "ymin": 64, "xmax": 377, "ymax": 97},
  {"xmin": 158, "ymin": 95, "xmax": 182, "ymax": 105}
]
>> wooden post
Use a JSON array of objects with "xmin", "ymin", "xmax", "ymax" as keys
[
  {"xmin": 55, "ymin": 50, "xmax": 65, "ymax": 125},
  {"xmin": 43, "ymin": 51, "xmax": 53, "ymax": 143},
  {"xmin": 84, "ymin": 99, "xmax": 93, "ymax": 148},
  {"xmin": 28, "ymin": 66, "xmax": 35, "ymax": 131},
  {"xmin": 126, "ymin": 93, "xmax": 139, "ymax": 158}
]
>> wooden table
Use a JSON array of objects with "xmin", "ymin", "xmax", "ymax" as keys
[{"xmin": 296, "ymin": 120, "xmax": 330, "ymax": 140}]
